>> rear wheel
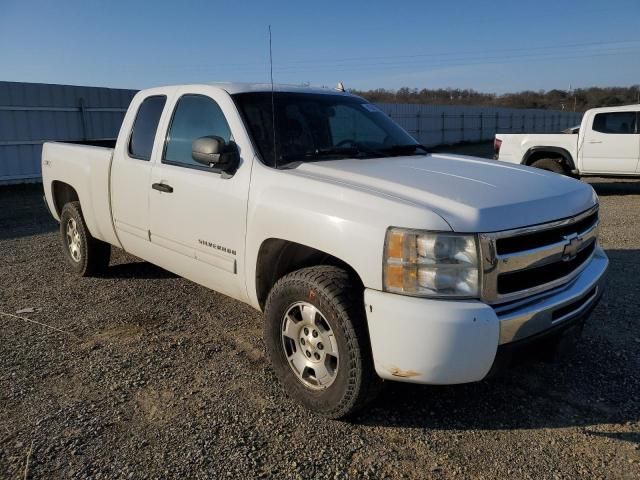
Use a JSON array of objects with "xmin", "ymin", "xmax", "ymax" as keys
[
  {"xmin": 59, "ymin": 201, "xmax": 111, "ymax": 276},
  {"xmin": 530, "ymin": 158, "xmax": 568, "ymax": 175},
  {"xmin": 264, "ymin": 266, "xmax": 381, "ymax": 418}
]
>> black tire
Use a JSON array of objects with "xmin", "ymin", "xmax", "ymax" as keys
[
  {"xmin": 59, "ymin": 201, "xmax": 111, "ymax": 276},
  {"xmin": 264, "ymin": 266, "xmax": 381, "ymax": 418},
  {"xmin": 530, "ymin": 158, "xmax": 568, "ymax": 175}
]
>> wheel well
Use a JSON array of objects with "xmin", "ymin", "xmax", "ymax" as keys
[
  {"xmin": 51, "ymin": 181, "xmax": 79, "ymax": 216},
  {"xmin": 255, "ymin": 239, "xmax": 363, "ymax": 310},
  {"xmin": 524, "ymin": 148, "xmax": 574, "ymax": 170}
]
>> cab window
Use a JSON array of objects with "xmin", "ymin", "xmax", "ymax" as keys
[
  {"xmin": 128, "ymin": 95, "xmax": 166, "ymax": 160},
  {"xmin": 164, "ymin": 95, "xmax": 232, "ymax": 168},
  {"xmin": 592, "ymin": 112, "xmax": 637, "ymax": 134}
]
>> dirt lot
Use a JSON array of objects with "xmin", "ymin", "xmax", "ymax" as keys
[{"xmin": 1, "ymin": 150, "xmax": 639, "ymax": 478}]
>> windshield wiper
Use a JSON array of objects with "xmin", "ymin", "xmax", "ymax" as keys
[
  {"xmin": 281, "ymin": 145, "xmax": 384, "ymax": 163},
  {"xmin": 280, "ymin": 142, "xmax": 427, "ymax": 165},
  {"xmin": 381, "ymin": 144, "xmax": 430, "ymax": 155},
  {"xmin": 305, "ymin": 147, "xmax": 361, "ymax": 158}
]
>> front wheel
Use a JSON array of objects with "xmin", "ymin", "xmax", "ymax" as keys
[{"xmin": 264, "ymin": 266, "xmax": 381, "ymax": 418}]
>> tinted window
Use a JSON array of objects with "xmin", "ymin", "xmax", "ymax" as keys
[
  {"xmin": 592, "ymin": 112, "xmax": 637, "ymax": 134},
  {"xmin": 329, "ymin": 104, "xmax": 388, "ymax": 145},
  {"xmin": 129, "ymin": 96, "xmax": 166, "ymax": 160},
  {"xmin": 164, "ymin": 95, "xmax": 232, "ymax": 168},
  {"xmin": 234, "ymin": 92, "xmax": 417, "ymax": 167}
]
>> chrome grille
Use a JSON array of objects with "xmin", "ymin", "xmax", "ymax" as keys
[{"xmin": 479, "ymin": 205, "xmax": 599, "ymax": 304}]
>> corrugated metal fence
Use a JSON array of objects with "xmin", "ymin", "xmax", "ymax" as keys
[
  {"xmin": 0, "ymin": 81, "xmax": 583, "ymax": 185},
  {"xmin": 376, "ymin": 103, "xmax": 583, "ymax": 147},
  {"xmin": 0, "ymin": 81, "xmax": 136, "ymax": 185}
]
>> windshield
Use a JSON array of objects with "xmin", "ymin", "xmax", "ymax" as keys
[{"xmin": 233, "ymin": 92, "xmax": 423, "ymax": 167}]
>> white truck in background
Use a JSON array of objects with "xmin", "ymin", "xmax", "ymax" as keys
[
  {"xmin": 495, "ymin": 104, "xmax": 640, "ymax": 177},
  {"xmin": 42, "ymin": 83, "xmax": 608, "ymax": 418}
]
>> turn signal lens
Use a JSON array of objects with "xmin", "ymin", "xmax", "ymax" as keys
[{"xmin": 386, "ymin": 230, "xmax": 405, "ymax": 259}]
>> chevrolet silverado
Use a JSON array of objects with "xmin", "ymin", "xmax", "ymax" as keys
[{"xmin": 42, "ymin": 83, "xmax": 608, "ymax": 417}]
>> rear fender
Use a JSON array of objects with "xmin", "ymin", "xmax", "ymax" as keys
[
  {"xmin": 42, "ymin": 142, "xmax": 120, "ymax": 246},
  {"xmin": 523, "ymin": 146, "xmax": 576, "ymax": 170}
]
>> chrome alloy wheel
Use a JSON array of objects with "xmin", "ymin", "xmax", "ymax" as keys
[
  {"xmin": 66, "ymin": 218, "xmax": 82, "ymax": 262},
  {"xmin": 281, "ymin": 302, "xmax": 339, "ymax": 390}
]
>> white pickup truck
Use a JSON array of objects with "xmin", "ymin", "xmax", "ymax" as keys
[
  {"xmin": 42, "ymin": 83, "xmax": 608, "ymax": 418},
  {"xmin": 495, "ymin": 104, "xmax": 640, "ymax": 177}
]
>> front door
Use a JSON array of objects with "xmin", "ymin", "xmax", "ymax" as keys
[
  {"xmin": 148, "ymin": 87, "xmax": 252, "ymax": 301},
  {"xmin": 580, "ymin": 111, "xmax": 639, "ymax": 174}
]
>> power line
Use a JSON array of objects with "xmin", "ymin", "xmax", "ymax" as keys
[
  {"xmin": 106, "ymin": 40, "xmax": 640, "ymax": 91},
  {"xmin": 266, "ymin": 39, "xmax": 640, "ymax": 67},
  {"xmin": 117, "ymin": 39, "xmax": 640, "ymax": 73},
  {"xmin": 215, "ymin": 39, "xmax": 640, "ymax": 70},
  {"xmin": 271, "ymin": 47, "xmax": 640, "ymax": 75}
]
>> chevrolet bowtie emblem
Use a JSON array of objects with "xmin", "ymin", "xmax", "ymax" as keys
[{"xmin": 562, "ymin": 234, "xmax": 581, "ymax": 261}]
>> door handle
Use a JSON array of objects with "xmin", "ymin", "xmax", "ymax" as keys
[
  {"xmin": 588, "ymin": 141, "xmax": 603, "ymax": 144},
  {"xmin": 152, "ymin": 182, "xmax": 173, "ymax": 193}
]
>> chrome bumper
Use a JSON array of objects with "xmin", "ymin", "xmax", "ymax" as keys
[{"xmin": 495, "ymin": 245, "xmax": 608, "ymax": 345}]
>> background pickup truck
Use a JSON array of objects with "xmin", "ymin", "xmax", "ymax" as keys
[
  {"xmin": 494, "ymin": 104, "xmax": 640, "ymax": 177},
  {"xmin": 42, "ymin": 83, "xmax": 608, "ymax": 418}
]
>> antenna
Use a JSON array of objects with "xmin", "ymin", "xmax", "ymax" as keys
[{"xmin": 269, "ymin": 25, "xmax": 277, "ymax": 168}]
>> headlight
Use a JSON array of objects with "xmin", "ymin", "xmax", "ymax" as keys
[{"xmin": 383, "ymin": 228, "xmax": 480, "ymax": 298}]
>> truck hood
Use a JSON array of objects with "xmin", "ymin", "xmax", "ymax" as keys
[{"xmin": 294, "ymin": 154, "xmax": 597, "ymax": 232}]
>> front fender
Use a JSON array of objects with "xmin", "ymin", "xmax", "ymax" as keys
[{"xmin": 244, "ymin": 161, "xmax": 451, "ymax": 309}]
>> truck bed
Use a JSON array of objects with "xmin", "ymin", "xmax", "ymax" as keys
[
  {"xmin": 41, "ymin": 141, "xmax": 120, "ymax": 247},
  {"xmin": 64, "ymin": 139, "xmax": 117, "ymax": 148},
  {"xmin": 496, "ymin": 133, "xmax": 577, "ymax": 165}
]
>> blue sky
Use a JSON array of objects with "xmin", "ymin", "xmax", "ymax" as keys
[{"xmin": 1, "ymin": 0, "xmax": 639, "ymax": 93}]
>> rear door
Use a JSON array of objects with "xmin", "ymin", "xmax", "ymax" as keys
[
  {"xmin": 580, "ymin": 110, "xmax": 639, "ymax": 174},
  {"xmin": 111, "ymin": 93, "xmax": 168, "ymax": 253},
  {"xmin": 148, "ymin": 86, "xmax": 252, "ymax": 300}
]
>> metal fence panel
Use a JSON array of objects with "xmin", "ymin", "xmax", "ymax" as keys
[
  {"xmin": 376, "ymin": 103, "xmax": 583, "ymax": 147},
  {"xmin": 0, "ymin": 81, "xmax": 136, "ymax": 185},
  {"xmin": 0, "ymin": 81, "xmax": 583, "ymax": 185}
]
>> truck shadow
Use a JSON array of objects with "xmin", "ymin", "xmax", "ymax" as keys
[
  {"xmin": 355, "ymin": 249, "xmax": 639, "ymax": 435},
  {"xmin": 586, "ymin": 179, "xmax": 640, "ymax": 196},
  {"xmin": 99, "ymin": 261, "xmax": 177, "ymax": 280}
]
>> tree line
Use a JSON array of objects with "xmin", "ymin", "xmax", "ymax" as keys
[{"xmin": 352, "ymin": 86, "xmax": 640, "ymax": 111}]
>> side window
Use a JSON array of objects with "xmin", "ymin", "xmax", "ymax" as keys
[
  {"xmin": 128, "ymin": 96, "xmax": 166, "ymax": 160},
  {"xmin": 164, "ymin": 95, "xmax": 232, "ymax": 168},
  {"xmin": 592, "ymin": 112, "xmax": 637, "ymax": 134}
]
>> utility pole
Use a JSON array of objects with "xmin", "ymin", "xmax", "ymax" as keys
[{"xmin": 569, "ymin": 84, "xmax": 576, "ymax": 112}]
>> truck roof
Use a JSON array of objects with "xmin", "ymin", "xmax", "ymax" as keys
[
  {"xmin": 144, "ymin": 82, "xmax": 357, "ymax": 97},
  {"xmin": 212, "ymin": 82, "xmax": 353, "ymax": 95},
  {"xmin": 586, "ymin": 103, "xmax": 640, "ymax": 114}
]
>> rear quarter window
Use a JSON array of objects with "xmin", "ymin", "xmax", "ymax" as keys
[{"xmin": 128, "ymin": 95, "xmax": 167, "ymax": 160}]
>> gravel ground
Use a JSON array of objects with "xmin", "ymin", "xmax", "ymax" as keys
[{"xmin": 1, "ymin": 158, "xmax": 639, "ymax": 479}]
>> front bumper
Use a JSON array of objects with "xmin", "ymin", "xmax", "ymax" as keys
[{"xmin": 364, "ymin": 246, "xmax": 608, "ymax": 384}]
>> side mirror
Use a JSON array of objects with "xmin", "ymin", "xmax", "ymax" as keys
[
  {"xmin": 192, "ymin": 136, "xmax": 240, "ymax": 173},
  {"xmin": 192, "ymin": 136, "xmax": 224, "ymax": 166}
]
